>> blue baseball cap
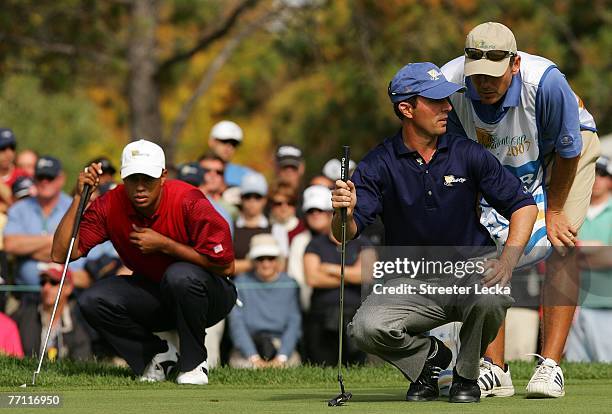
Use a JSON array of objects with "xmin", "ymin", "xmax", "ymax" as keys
[
  {"xmin": 0, "ymin": 128, "xmax": 16, "ymax": 149},
  {"xmin": 388, "ymin": 62, "xmax": 465, "ymax": 103},
  {"xmin": 177, "ymin": 162, "xmax": 204, "ymax": 187}
]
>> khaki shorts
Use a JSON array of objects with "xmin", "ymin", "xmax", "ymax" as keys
[{"xmin": 545, "ymin": 130, "xmax": 601, "ymax": 231}]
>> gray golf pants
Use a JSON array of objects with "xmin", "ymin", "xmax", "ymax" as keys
[{"xmin": 348, "ymin": 277, "xmax": 513, "ymax": 381}]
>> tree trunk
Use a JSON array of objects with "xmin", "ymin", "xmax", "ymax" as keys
[{"xmin": 127, "ymin": 0, "xmax": 162, "ymax": 144}]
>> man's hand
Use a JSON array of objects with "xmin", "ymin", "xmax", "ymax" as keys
[
  {"xmin": 481, "ymin": 257, "xmax": 513, "ymax": 287},
  {"xmin": 80, "ymin": 162, "xmax": 103, "ymax": 197},
  {"xmin": 129, "ymin": 225, "xmax": 169, "ymax": 254},
  {"xmin": 331, "ymin": 179, "xmax": 356, "ymax": 216},
  {"xmin": 268, "ymin": 356, "xmax": 287, "ymax": 368},
  {"xmin": 546, "ymin": 209, "xmax": 577, "ymax": 255},
  {"xmin": 249, "ymin": 355, "xmax": 268, "ymax": 369}
]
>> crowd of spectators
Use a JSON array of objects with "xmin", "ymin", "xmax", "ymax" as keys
[{"xmin": 0, "ymin": 123, "xmax": 610, "ymax": 368}]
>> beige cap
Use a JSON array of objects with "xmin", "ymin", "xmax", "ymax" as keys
[
  {"xmin": 248, "ymin": 234, "xmax": 281, "ymax": 260},
  {"xmin": 464, "ymin": 22, "xmax": 517, "ymax": 77}
]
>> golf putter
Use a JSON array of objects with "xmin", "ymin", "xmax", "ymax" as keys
[
  {"xmin": 328, "ymin": 146, "xmax": 353, "ymax": 407},
  {"xmin": 27, "ymin": 184, "xmax": 91, "ymax": 387}
]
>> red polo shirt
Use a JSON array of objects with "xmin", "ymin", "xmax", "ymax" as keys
[{"xmin": 78, "ymin": 179, "xmax": 234, "ymax": 282}]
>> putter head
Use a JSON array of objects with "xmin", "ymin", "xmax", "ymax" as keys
[
  {"xmin": 31, "ymin": 371, "xmax": 38, "ymax": 386},
  {"xmin": 327, "ymin": 392, "xmax": 352, "ymax": 407}
]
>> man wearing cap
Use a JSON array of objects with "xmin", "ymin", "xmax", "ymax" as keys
[
  {"xmin": 275, "ymin": 145, "xmax": 305, "ymax": 193},
  {"xmin": 52, "ymin": 139, "xmax": 236, "ymax": 385},
  {"xmin": 4, "ymin": 156, "xmax": 87, "ymax": 290},
  {"xmin": 565, "ymin": 156, "xmax": 612, "ymax": 363},
  {"xmin": 233, "ymin": 172, "xmax": 289, "ymax": 275},
  {"xmin": 10, "ymin": 263, "xmax": 92, "ymax": 360},
  {"xmin": 441, "ymin": 22, "xmax": 601, "ymax": 398},
  {"xmin": 332, "ymin": 62, "xmax": 537, "ymax": 403},
  {"xmin": 228, "ymin": 233, "xmax": 301, "ymax": 368},
  {"xmin": 207, "ymin": 120, "xmax": 254, "ymax": 188}
]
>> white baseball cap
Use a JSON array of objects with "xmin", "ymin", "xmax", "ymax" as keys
[
  {"xmin": 322, "ymin": 158, "xmax": 356, "ymax": 181},
  {"xmin": 302, "ymin": 185, "xmax": 333, "ymax": 212},
  {"xmin": 240, "ymin": 172, "xmax": 268, "ymax": 196},
  {"xmin": 210, "ymin": 120, "xmax": 243, "ymax": 142},
  {"xmin": 120, "ymin": 139, "xmax": 166, "ymax": 179},
  {"xmin": 464, "ymin": 22, "xmax": 517, "ymax": 77},
  {"xmin": 247, "ymin": 233, "xmax": 281, "ymax": 260}
]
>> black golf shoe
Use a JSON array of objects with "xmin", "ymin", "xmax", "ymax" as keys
[
  {"xmin": 406, "ymin": 337, "xmax": 452, "ymax": 402},
  {"xmin": 449, "ymin": 369, "xmax": 481, "ymax": 403}
]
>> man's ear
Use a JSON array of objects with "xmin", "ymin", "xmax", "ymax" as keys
[
  {"xmin": 399, "ymin": 101, "xmax": 414, "ymax": 119},
  {"xmin": 511, "ymin": 54, "xmax": 521, "ymax": 75},
  {"xmin": 160, "ymin": 169, "xmax": 168, "ymax": 185}
]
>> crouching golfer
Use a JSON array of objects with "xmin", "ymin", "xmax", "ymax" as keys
[
  {"xmin": 52, "ymin": 139, "xmax": 236, "ymax": 385},
  {"xmin": 331, "ymin": 62, "xmax": 537, "ymax": 402}
]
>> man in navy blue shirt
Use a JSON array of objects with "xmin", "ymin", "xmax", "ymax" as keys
[{"xmin": 331, "ymin": 62, "xmax": 537, "ymax": 403}]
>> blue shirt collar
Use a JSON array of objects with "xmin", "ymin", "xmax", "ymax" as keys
[
  {"xmin": 392, "ymin": 129, "xmax": 450, "ymax": 157},
  {"xmin": 465, "ymin": 72, "xmax": 522, "ymax": 108}
]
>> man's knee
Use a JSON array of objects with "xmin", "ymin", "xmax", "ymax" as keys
[
  {"xmin": 162, "ymin": 262, "xmax": 211, "ymax": 293},
  {"xmin": 470, "ymin": 294, "xmax": 513, "ymax": 316},
  {"xmin": 78, "ymin": 286, "xmax": 116, "ymax": 320},
  {"xmin": 349, "ymin": 311, "xmax": 388, "ymax": 351}
]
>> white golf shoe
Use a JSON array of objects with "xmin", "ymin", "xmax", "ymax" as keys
[
  {"xmin": 177, "ymin": 361, "xmax": 209, "ymax": 385},
  {"xmin": 477, "ymin": 357, "xmax": 515, "ymax": 397},
  {"xmin": 526, "ymin": 355, "xmax": 565, "ymax": 398},
  {"xmin": 139, "ymin": 341, "xmax": 179, "ymax": 382}
]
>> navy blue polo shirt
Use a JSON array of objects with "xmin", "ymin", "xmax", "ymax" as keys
[{"xmin": 352, "ymin": 131, "xmax": 535, "ymax": 246}]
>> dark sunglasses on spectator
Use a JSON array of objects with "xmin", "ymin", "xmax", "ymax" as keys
[
  {"xmin": 40, "ymin": 278, "xmax": 60, "ymax": 287},
  {"xmin": 203, "ymin": 168, "xmax": 224, "ymax": 176},
  {"xmin": 464, "ymin": 48, "xmax": 516, "ymax": 61},
  {"xmin": 216, "ymin": 139, "xmax": 240, "ymax": 147},
  {"xmin": 596, "ymin": 168, "xmax": 609, "ymax": 177},
  {"xmin": 242, "ymin": 193, "xmax": 263, "ymax": 200},
  {"xmin": 255, "ymin": 256, "xmax": 277, "ymax": 262},
  {"xmin": 35, "ymin": 175, "xmax": 56, "ymax": 182},
  {"xmin": 306, "ymin": 208, "xmax": 325, "ymax": 214},
  {"xmin": 272, "ymin": 200, "xmax": 294, "ymax": 207}
]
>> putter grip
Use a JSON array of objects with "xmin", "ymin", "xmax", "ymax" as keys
[
  {"xmin": 340, "ymin": 145, "xmax": 350, "ymax": 221},
  {"xmin": 71, "ymin": 184, "xmax": 91, "ymax": 239}
]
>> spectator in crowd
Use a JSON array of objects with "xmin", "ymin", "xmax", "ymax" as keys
[
  {"xmin": 229, "ymin": 234, "xmax": 301, "ymax": 368},
  {"xmin": 269, "ymin": 184, "xmax": 305, "ymax": 245},
  {"xmin": 303, "ymin": 203, "xmax": 374, "ymax": 366},
  {"xmin": 15, "ymin": 149, "xmax": 38, "ymax": 178},
  {"xmin": 0, "ymin": 129, "xmax": 28, "ymax": 215},
  {"xmin": 0, "ymin": 128, "xmax": 28, "ymax": 188},
  {"xmin": 88, "ymin": 157, "xmax": 117, "ymax": 186},
  {"xmin": 322, "ymin": 158, "xmax": 356, "ymax": 184},
  {"xmin": 4, "ymin": 156, "xmax": 87, "ymax": 292},
  {"xmin": 275, "ymin": 144, "xmax": 305, "ymax": 193},
  {"xmin": 10, "ymin": 263, "xmax": 92, "ymax": 360},
  {"xmin": 0, "ymin": 311, "xmax": 24, "ymax": 358},
  {"xmin": 309, "ymin": 175, "xmax": 334, "ymax": 189},
  {"xmin": 234, "ymin": 173, "xmax": 288, "ymax": 274},
  {"xmin": 11, "ymin": 176, "xmax": 36, "ymax": 202},
  {"xmin": 287, "ymin": 185, "xmax": 335, "ymax": 311},
  {"xmin": 198, "ymin": 152, "xmax": 239, "ymax": 220},
  {"xmin": 565, "ymin": 156, "xmax": 612, "ymax": 362},
  {"xmin": 207, "ymin": 120, "xmax": 254, "ymax": 188}
]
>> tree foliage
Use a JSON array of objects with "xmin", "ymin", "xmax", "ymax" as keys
[{"xmin": 0, "ymin": 0, "xmax": 609, "ymax": 179}]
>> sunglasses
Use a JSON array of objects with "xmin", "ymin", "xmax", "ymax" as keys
[
  {"xmin": 216, "ymin": 139, "xmax": 241, "ymax": 148},
  {"xmin": 40, "ymin": 278, "xmax": 60, "ymax": 287},
  {"xmin": 242, "ymin": 193, "xmax": 263, "ymax": 200},
  {"xmin": 204, "ymin": 168, "xmax": 224, "ymax": 176},
  {"xmin": 35, "ymin": 175, "xmax": 56, "ymax": 182},
  {"xmin": 306, "ymin": 208, "xmax": 325, "ymax": 214},
  {"xmin": 596, "ymin": 169, "xmax": 609, "ymax": 177},
  {"xmin": 255, "ymin": 256, "xmax": 277, "ymax": 262},
  {"xmin": 464, "ymin": 48, "xmax": 516, "ymax": 62},
  {"xmin": 272, "ymin": 200, "xmax": 294, "ymax": 207}
]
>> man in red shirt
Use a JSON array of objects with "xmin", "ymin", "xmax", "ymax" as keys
[{"xmin": 52, "ymin": 139, "xmax": 236, "ymax": 385}]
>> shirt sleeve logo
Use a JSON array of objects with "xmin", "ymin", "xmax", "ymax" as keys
[
  {"xmin": 444, "ymin": 175, "xmax": 467, "ymax": 186},
  {"xmin": 213, "ymin": 244, "xmax": 224, "ymax": 254}
]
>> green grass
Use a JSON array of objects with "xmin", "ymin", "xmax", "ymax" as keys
[{"xmin": 1, "ymin": 356, "xmax": 611, "ymax": 413}]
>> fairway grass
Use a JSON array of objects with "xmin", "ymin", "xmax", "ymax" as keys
[{"xmin": 1, "ymin": 356, "xmax": 611, "ymax": 413}]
